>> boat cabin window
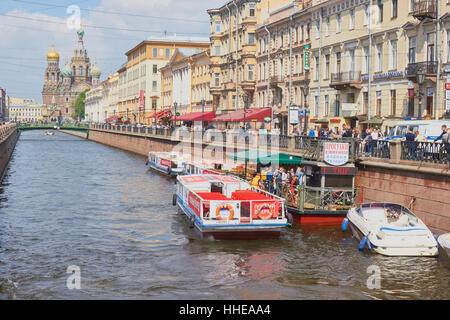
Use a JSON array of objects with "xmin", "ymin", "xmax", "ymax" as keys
[{"xmin": 210, "ymin": 182, "xmax": 223, "ymax": 194}]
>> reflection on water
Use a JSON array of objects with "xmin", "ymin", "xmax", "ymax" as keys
[{"xmin": 0, "ymin": 130, "xmax": 448, "ymax": 299}]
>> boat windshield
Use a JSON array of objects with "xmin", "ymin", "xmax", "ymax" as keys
[{"xmin": 361, "ymin": 203, "xmax": 416, "ymax": 218}]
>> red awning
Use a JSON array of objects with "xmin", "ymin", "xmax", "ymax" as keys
[
  {"xmin": 157, "ymin": 110, "xmax": 172, "ymax": 120},
  {"xmin": 213, "ymin": 108, "xmax": 271, "ymax": 122},
  {"xmin": 169, "ymin": 111, "xmax": 216, "ymax": 121}
]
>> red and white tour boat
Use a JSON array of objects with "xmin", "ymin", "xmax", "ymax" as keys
[{"xmin": 173, "ymin": 174, "xmax": 290, "ymax": 240}]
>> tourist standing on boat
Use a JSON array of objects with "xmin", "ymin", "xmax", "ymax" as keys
[{"xmin": 266, "ymin": 167, "xmax": 274, "ymax": 193}]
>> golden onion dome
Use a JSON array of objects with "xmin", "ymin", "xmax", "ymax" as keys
[{"xmin": 47, "ymin": 44, "xmax": 60, "ymax": 60}]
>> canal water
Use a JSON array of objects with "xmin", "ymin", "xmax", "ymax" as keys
[{"xmin": 0, "ymin": 130, "xmax": 448, "ymax": 300}]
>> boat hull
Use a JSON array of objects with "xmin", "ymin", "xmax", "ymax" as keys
[
  {"xmin": 147, "ymin": 160, "xmax": 182, "ymax": 177},
  {"xmin": 347, "ymin": 212, "xmax": 438, "ymax": 257},
  {"xmin": 287, "ymin": 206, "xmax": 347, "ymax": 225},
  {"xmin": 177, "ymin": 195, "xmax": 286, "ymax": 240}
]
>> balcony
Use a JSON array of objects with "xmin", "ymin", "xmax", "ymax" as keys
[
  {"xmin": 330, "ymin": 71, "xmax": 361, "ymax": 90},
  {"xmin": 270, "ymin": 76, "xmax": 285, "ymax": 88},
  {"xmin": 406, "ymin": 61, "xmax": 438, "ymax": 81},
  {"xmin": 411, "ymin": 0, "xmax": 436, "ymax": 20}
]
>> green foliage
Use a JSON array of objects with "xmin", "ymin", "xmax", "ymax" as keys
[{"xmin": 71, "ymin": 89, "xmax": 90, "ymax": 120}]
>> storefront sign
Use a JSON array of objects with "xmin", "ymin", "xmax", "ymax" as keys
[
  {"xmin": 304, "ymin": 44, "xmax": 310, "ymax": 71},
  {"xmin": 139, "ymin": 90, "xmax": 145, "ymax": 110},
  {"xmin": 323, "ymin": 142, "xmax": 349, "ymax": 166},
  {"xmin": 320, "ymin": 166, "xmax": 357, "ymax": 176},
  {"xmin": 289, "ymin": 105, "xmax": 299, "ymax": 124},
  {"xmin": 341, "ymin": 103, "xmax": 358, "ymax": 111}
]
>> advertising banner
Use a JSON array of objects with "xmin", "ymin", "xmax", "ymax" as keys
[
  {"xmin": 251, "ymin": 201, "xmax": 279, "ymax": 219},
  {"xmin": 160, "ymin": 158, "xmax": 171, "ymax": 167},
  {"xmin": 188, "ymin": 192, "xmax": 202, "ymax": 217},
  {"xmin": 323, "ymin": 142, "xmax": 349, "ymax": 166}
]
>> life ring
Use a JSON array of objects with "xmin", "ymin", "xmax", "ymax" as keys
[
  {"xmin": 215, "ymin": 204, "xmax": 234, "ymax": 221},
  {"xmin": 254, "ymin": 204, "xmax": 273, "ymax": 220}
]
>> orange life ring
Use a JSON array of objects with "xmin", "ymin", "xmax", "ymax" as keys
[
  {"xmin": 216, "ymin": 204, "xmax": 234, "ymax": 220},
  {"xmin": 255, "ymin": 203, "xmax": 273, "ymax": 220}
]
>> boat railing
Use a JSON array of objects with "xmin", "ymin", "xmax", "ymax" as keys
[{"xmin": 271, "ymin": 184, "xmax": 360, "ymax": 211}]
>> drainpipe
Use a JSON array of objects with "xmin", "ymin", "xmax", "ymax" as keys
[
  {"xmin": 435, "ymin": 0, "xmax": 440, "ymax": 120},
  {"xmin": 289, "ymin": 8, "xmax": 297, "ymax": 133},
  {"xmin": 226, "ymin": 4, "xmax": 231, "ymax": 82},
  {"xmin": 232, "ymin": 0, "xmax": 239, "ymax": 110},
  {"xmin": 264, "ymin": 24, "xmax": 272, "ymax": 128}
]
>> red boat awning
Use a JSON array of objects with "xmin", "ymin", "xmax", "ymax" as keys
[
  {"xmin": 213, "ymin": 108, "xmax": 271, "ymax": 122},
  {"xmin": 169, "ymin": 111, "xmax": 216, "ymax": 121}
]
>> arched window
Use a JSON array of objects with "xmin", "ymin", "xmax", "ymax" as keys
[
  {"xmin": 51, "ymin": 73, "xmax": 55, "ymax": 81},
  {"xmin": 73, "ymin": 66, "xmax": 76, "ymax": 75},
  {"xmin": 79, "ymin": 66, "xmax": 83, "ymax": 76}
]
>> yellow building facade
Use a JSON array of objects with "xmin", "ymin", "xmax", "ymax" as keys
[
  {"xmin": 116, "ymin": 39, "xmax": 209, "ymax": 124},
  {"xmin": 207, "ymin": 0, "xmax": 293, "ymax": 114}
]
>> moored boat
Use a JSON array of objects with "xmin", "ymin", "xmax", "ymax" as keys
[
  {"xmin": 174, "ymin": 174, "xmax": 290, "ymax": 240},
  {"xmin": 146, "ymin": 152, "xmax": 187, "ymax": 176},
  {"xmin": 437, "ymin": 233, "xmax": 450, "ymax": 259},
  {"xmin": 344, "ymin": 202, "xmax": 438, "ymax": 257}
]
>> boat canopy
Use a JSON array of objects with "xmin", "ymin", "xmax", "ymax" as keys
[{"xmin": 226, "ymin": 150, "xmax": 303, "ymax": 164}]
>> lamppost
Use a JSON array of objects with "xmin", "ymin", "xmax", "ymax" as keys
[
  {"xmin": 301, "ymin": 85, "xmax": 309, "ymax": 133},
  {"xmin": 174, "ymin": 102, "xmax": 177, "ymax": 126},
  {"xmin": 416, "ymin": 72, "xmax": 425, "ymax": 120},
  {"xmin": 201, "ymin": 99, "xmax": 205, "ymax": 132}
]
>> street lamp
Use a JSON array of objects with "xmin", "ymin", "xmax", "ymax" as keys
[
  {"xmin": 416, "ymin": 72, "xmax": 425, "ymax": 119},
  {"xmin": 301, "ymin": 85, "xmax": 309, "ymax": 133},
  {"xmin": 201, "ymin": 99, "xmax": 205, "ymax": 132}
]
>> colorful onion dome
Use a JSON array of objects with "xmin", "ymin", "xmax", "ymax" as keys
[
  {"xmin": 46, "ymin": 44, "xmax": 59, "ymax": 60},
  {"xmin": 77, "ymin": 27, "xmax": 85, "ymax": 37},
  {"xmin": 61, "ymin": 61, "xmax": 72, "ymax": 77},
  {"xmin": 91, "ymin": 62, "xmax": 101, "ymax": 77}
]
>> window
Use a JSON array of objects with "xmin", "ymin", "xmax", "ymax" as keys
[
  {"xmin": 315, "ymin": 57, "xmax": 319, "ymax": 80},
  {"xmin": 152, "ymin": 99, "xmax": 157, "ymax": 110},
  {"xmin": 376, "ymin": 43, "xmax": 383, "ymax": 72},
  {"xmin": 214, "ymin": 73, "xmax": 220, "ymax": 87},
  {"xmin": 248, "ymin": 65, "xmax": 254, "ymax": 81},
  {"xmin": 376, "ymin": 91, "xmax": 382, "ymax": 116},
  {"xmin": 364, "ymin": 5, "xmax": 369, "ymax": 25},
  {"xmin": 336, "ymin": 52, "xmax": 341, "ymax": 74},
  {"xmin": 447, "ymin": 29, "xmax": 450, "ymax": 62},
  {"xmin": 334, "ymin": 94, "xmax": 340, "ymax": 117},
  {"xmin": 165, "ymin": 48, "xmax": 170, "ymax": 58},
  {"xmin": 314, "ymin": 96, "xmax": 319, "ymax": 117},
  {"xmin": 326, "ymin": 17, "xmax": 330, "ymax": 36},
  {"xmin": 409, "ymin": 36, "xmax": 417, "ymax": 63},
  {"xmin": 427, "ymin": 33, "xmax": 435, "ymax": 62},
  {"xmin": 153, "ymin": 64, "xmax": 157, "ymax": 74},
  {"xmin": 152, "ymin": 81, "xmax": 157, "ymax": 91},
  {"xmin": 249, "ymin": 4, "xmax": 255, "ymax": 17},
  {"xmin": 325, "ymin": 54, "xmax": 330, "ymax": 79},
  {"xmin": 408, "ymin": 89, "xmax": 415, "ymax": 116},
  {"xmin": 215, "ymin": 21, "xmax": 221, "ymax": 33},
  {"xmin": 248, "ymin": 33, "xmax": 255, "ymax": 45},
  {"xmin": 348, "ymin": 49, "xmax": 355, "ymax": 73},
  {"xmin": 336, "ymin": 13, "xmax": 341, "ymax": 33},
  {"xmin": 390, "ymin": 90, "xmax": 396, "ymax": 115},
  {"xmin": 153, "ymin": 48, "xmax": 158, "ymax": 58},
  {"xmin": 79, "ymin": 66, "xmax": 83, "ymax": 76},
  {"xmin": 349, "ymin": 9, "xmax": 355, "ymax": 30},
  {"xmin": 363, "ymin": 92, "xmax": 369, "ymax": 115},
  {"xmin": 316, "ymin": 21, "xmax": 320, "ymax": 39},
  {"xmin": 215, "ymin": 46, "xmax": 221, "ymax": 56},
  {"xmin": 392, "ymin": 0, "xmax": 398, "ymax": 18},
  {"xmin": 363, "ymin": 46, "xmax": 369, "ymax": 74},
  {"xmin": 324, "ymin": 95, "xmax": 329, "ymax": 116},
  {"xmin": 390, "ymin": 39, "xmax": 398, "ymax": 70},
  {"xmin": 378, "ymin": 0, "xmax": 383, "ymax": 23}
]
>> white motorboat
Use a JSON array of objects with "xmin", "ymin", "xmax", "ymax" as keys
[
  {"xmin": 437, "ymin": 233, "xmax": 450, "ymax": 259},
  {"xmin": 174, "ymin": 174, "xmax": 290, "ymax": 240},
  {"xmin": 343, "ymin": 203, "xmax": 438, "ymax": 257},
  {"xmin": 146, "ymin": 152, "xmax": 187, "ymax": 176},
  {"xmin": 44, "ymin": 130, "xmax": 54, "ymax": 136}
]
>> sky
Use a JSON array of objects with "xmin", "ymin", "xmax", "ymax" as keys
[{"xmin": 0, "ymin": 0, "xmax": 224, "ymax": 103}]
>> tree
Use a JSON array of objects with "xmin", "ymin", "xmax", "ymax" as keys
[{"xmin": 71, "ymin": 89, "xmax": 90, "ymax": 121}]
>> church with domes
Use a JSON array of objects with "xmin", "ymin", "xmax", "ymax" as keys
[{"xmin": 42, "ymin": 27, "xmax": 101, "ymax": 122}]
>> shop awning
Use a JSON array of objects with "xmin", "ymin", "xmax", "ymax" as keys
[
  {"xmin": 169, "ymin": 111, "xmax": 216, "ymax": 121},
  {"xmin": 314, "ymin": 118, "xmax": 329, "ymax": 124},
  {"xmin": 148, "ymin": 110, "xmax": 165, "ymax": 119},
  {"xmin": 226, "ymin": 150, "xmax": 302, "ymax": 164},
  {"xmin": 213, "ymin": 108, "xmax": 272, "ymax": 122}
]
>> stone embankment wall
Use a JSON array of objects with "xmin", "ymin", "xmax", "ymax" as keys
[{"xmin": 0, "ymin": 124, "xmax": 20, "ymax": 181}]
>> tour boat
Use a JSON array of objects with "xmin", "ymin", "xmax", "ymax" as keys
[
  {"xmin": 437, "ymin": 233, "xmax": 450, "ymax": 259},
  {"xmin": 343, "ymin": 203, "xmax": 439, "ymax": 257},
  {"xmin": 44, "ymin": 130, "xmax": 54, "ymax": 136},
  {"xmin": 146, "ymin": 152, "xmax": 187, "ymax": 176},
  {"xmin": 173, "ymin": 174, "xmax": 290, "ymax": 240}
]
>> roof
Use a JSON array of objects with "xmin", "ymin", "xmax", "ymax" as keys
[{"xmin": 227, "ymin": 150, "xmax": 303, "ymax": 164}]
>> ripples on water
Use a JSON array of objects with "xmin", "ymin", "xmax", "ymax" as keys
[{"xmin": 0, "ymin": 130, "xmax": 448, "ymax": 299}]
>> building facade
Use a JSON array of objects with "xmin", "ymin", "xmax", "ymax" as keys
[
  {"xmin": 42, "ymin": 28, "xmax": 101, "ymax": 123},
  {"xmin": 160, "ymin": 49, "xmax": 213, "ymax": 119},
  {"xmin": 256, "ymin": 1, "xmax": 312, "ymax": 134},
  {"xmin": 85, "ymin": 83, "xmax": 104, "ymax": 123},
  {"xmin": 207, "ymin": 0, "xmax": 293, "ymax": 115},
  {"xmin": 0, "ymin": 88, "xmax": 7, "ymax": 121},
  {"xmin": 8, "ymin": 98, "xmax": 43, "ymax": 123},
  {"xmin": 116, "ymin": 38, "xmax": 209, "ymax": 124},
  {"xmin": 307, "ymin": 0, "xmax": 450, "ymax": 133}
]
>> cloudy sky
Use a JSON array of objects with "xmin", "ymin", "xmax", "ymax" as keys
[{"xmin": 0, "ymin": 0, "xmax": 224, "ymax": 103}]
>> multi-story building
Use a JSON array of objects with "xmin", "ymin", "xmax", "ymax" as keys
[
  {"xmin": 116, "ymin": 38, "xmax": 209, "ymax": 124},
  {"xmin": 85, "ymin": 83, "xmax": 104, "ymax": 123},
  {"xmin": 207, "ymin": 0, "xmax": 292, "ymax": 115},
  {"xmin": 102, "ymin": 72, "xmax": 120, "ymax": 121},
  {"xmin": 0, "ymin": 87, "xmax": 7, "ymax": 121},
  {"xmin": 8, "ymin": 98, "xmax": 43, "ymax": 123},
  {"xmin": 160, "ymin": 49, "xmax": 212, "ymax": 120},
  {"xmin": 308, "ymin": 0, "xmax": 450, "ymax": 133},
  {"xmin": 255, "ymin": 1, "xmax": 312, "ymax": 134}
]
